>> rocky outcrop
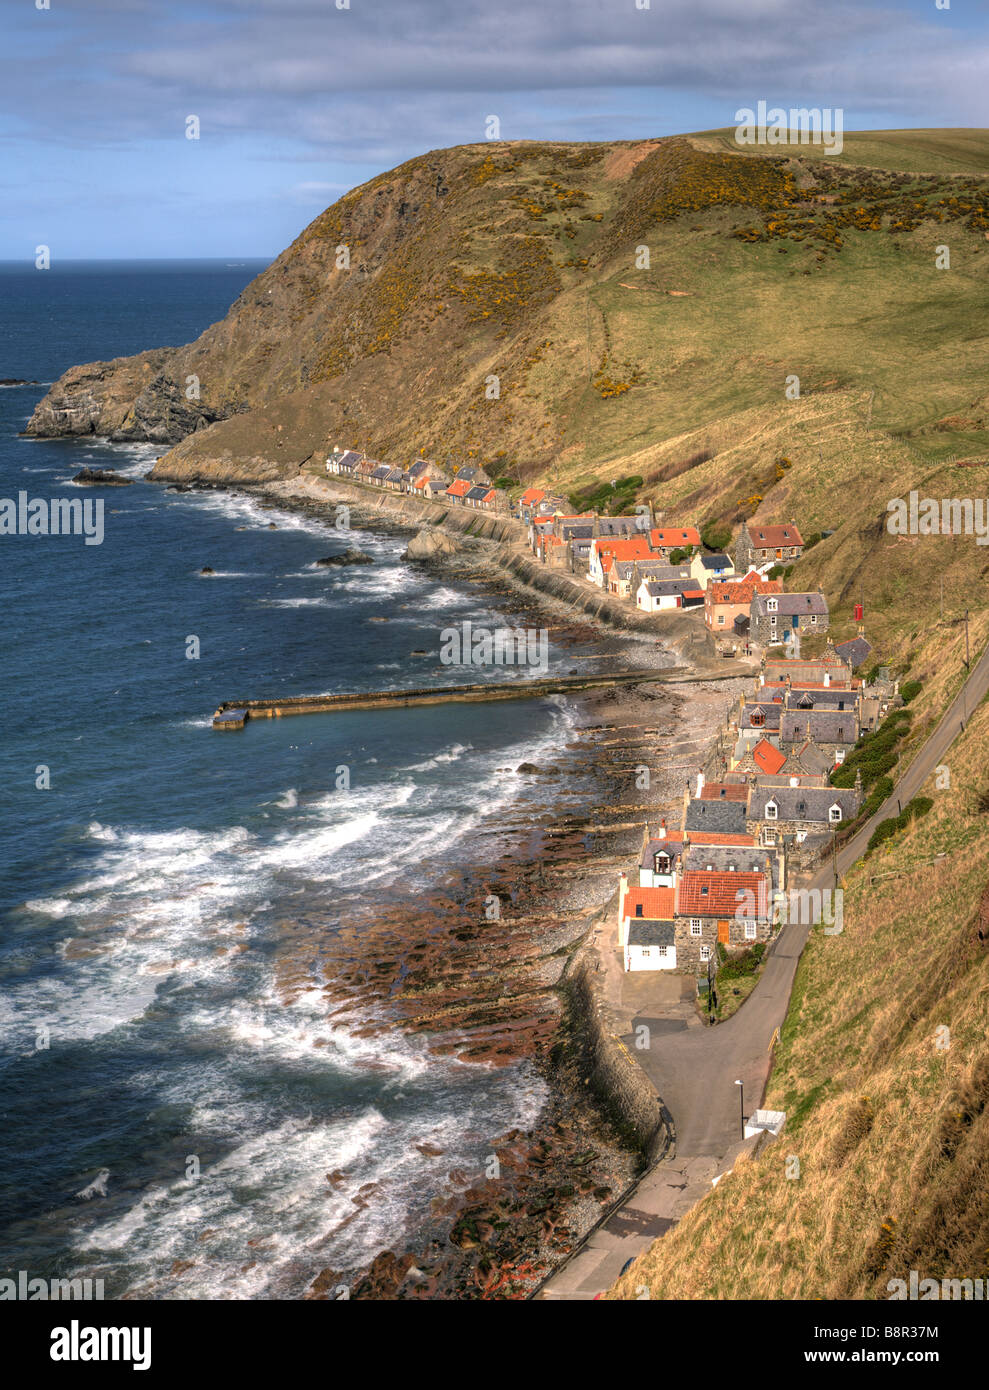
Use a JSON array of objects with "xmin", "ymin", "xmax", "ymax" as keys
[
  {"xmin": 402, "ymin": 528, "xmax": 459, "ymax": 561},
  {"xmin": 315, "ymin": 547, "xmax": 373, "ymax": 566},
  {"xmin": 72, "ymin": 467, "xmax": 133, "ymax": 486}
]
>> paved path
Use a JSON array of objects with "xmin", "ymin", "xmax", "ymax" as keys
[{"xmin": 537, "ymin": 641, "xmax": 989, "ymax": 1298}]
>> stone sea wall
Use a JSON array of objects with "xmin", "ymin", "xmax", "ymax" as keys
[{"xmin": 564, "ymin": 936, "xmax": 674, "ymax": 1164}]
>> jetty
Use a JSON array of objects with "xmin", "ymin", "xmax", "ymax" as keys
[{"xmin": 211, "ymin": 665, "xmax": 755, "ymax": 729}]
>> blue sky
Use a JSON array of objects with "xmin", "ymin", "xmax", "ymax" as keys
[{"xmin": 2, "ymin": 0, "xmax": 986, "ymax": 259}]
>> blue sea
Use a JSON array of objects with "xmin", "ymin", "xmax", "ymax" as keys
[{"xmin": 0, "ymin": 261, "xmax": 597, "ymax": 1298}]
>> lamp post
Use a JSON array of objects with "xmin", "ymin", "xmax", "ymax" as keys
[{"xmin": 735, "ymin": 1079, "xmax": 744, "ymax": 1137}]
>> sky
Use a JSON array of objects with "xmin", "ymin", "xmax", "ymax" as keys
[{"xmin": 1, "ymin": 0, "xmax": 987, "ymax": 259}]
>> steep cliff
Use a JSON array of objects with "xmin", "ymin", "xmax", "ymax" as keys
[{"xmin": 26, "ymin": 131, "xmax": 989, "ymax": 501}]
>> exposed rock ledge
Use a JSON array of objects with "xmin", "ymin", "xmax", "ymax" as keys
[
  {"xmin": 24, "ymin": 350, "xmax": 234, "ymax": 444},
  {"xmin": 402, "ymin": 529, "xmax": 459, "ymax": 561}
]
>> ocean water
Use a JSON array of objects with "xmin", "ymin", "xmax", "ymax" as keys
[{"xmin": 0, "ymin": 261, "xmax": 593, "ymax": 1298}]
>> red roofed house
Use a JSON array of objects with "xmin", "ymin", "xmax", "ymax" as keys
[
  {"xmin": 674, "ymin": 867, "xmax": 774, "ymax": 972},
  {"xmin": 705, "ymin": 570, "xmax": 782, "ymax": 633},
  {"xmin": 752, "ymin": 738, "xmax": 787, "ymax": 776},
  {"xmin": 588, "ymin": 535, "xmax": 653, "ymax": 588},
  {"xmin": 734, "ymin": 521, "xmax": 804, "ymax": 573},
  {"xmin": 649, "ymin": 525, "xmax": 701, "ymax": 558},
  {"xmin": 518, "ymin": 487, "xmax": 547, "ymax": 522},
  {"xmin": 617, "ymin": 878, "xmax": 677, "ymax": 971},
  {"xmin": 445, "ymin": 478, "xmax": 471, "ymax": 504}
]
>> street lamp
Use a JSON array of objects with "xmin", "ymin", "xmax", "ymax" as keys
[{"xmin": 735, "ymin": 1079, "xmax": 744, "ymax": 1136}]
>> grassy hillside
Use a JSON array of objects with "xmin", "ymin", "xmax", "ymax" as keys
[
  {"xmin": 607, "ymin": 688, "xmax": 989, "ymax": 1300},
  {"xmin": 29, "ymin": 129, "xmax": 989, "ymax": 653},
  {"xmin": 30, "ymin": 132, "xmax": 989, "ymax": 488}
]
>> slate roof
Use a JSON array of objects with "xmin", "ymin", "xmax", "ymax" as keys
[
  {"xmin": 752, "ymin": 592, "xmax": 830, "ymax": 618},
  {"xmin": 785, "ymin": 687, "xmax": 858, "ymax": 710},
  {"xmin": 700, "ymin": 553, "xmax": 732, "ymax": 569},
  {"xmin": 644, "ymin": 580, "xmax": 694, "ymax": 597},
  {"xmin": 465, "ymin": 485, "xmax": 490, "ymax": 502},
  {"xmin": 681, "ymin": 845, "xmax": 774, "ymax": 876},
  {"xmin": 740, "ymin": 704, "xmax": 782, "ymax": 731},
  {"xmin": 835, "ymin": 635, "xmax": 874, "ymax": 668},
  {"xmin": 627, "ymin": 919, "xmax": 676, "ymax": 947},
  {"xmin": 685, "ymin": 798, "xmax": 750, "ymax": 835},
  {"xmin": 371, "ymin": 465, "xmax": 391, "ymax": 480},
  {"xmin": 636, "ymin": 562, "xmax": 689, "ymax": 581},
  {"xmin": 639, "ymin": 836, "xmax": 685, "ymax": 870},
  {"xmin": 598, "ymin": 516, "xmax": 647, "ymax": 535},
  {"xmin": 750, "ymin": 786, "xmax": 860, "ymax": 823},
  {"xmin": 780, "ymin": 710, "xmax": 857, "ymax": 744}
]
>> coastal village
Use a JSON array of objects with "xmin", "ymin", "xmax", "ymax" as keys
[{"xmin": 326, "ymin": 445, "xmax": 904, "ymax": 993}]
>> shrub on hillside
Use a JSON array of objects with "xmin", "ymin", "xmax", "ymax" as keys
[
  {"xmin": 701, "ymin": 521, "xmax": 732, "ymax": 553},
  {"xmin": 900, "ymin": 680, "xmax": 922, "ymax": 704},
  {"xmin": 868, "ymin": 818, "xmax": 901, "ymax": 851}
]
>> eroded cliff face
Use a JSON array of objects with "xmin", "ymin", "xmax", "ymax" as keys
[{"xmin": 23, "ymin": 136, "xmax": 735, "ymax": 480}]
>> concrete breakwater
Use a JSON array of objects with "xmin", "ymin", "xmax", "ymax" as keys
[{"xmin": 211, "ymin": 669, "xmax": 684, "ymax": 728}]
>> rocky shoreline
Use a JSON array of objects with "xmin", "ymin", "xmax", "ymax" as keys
[{"xmin": 163, "ymin": 468, "xmax": 734, "ymax": 1299}]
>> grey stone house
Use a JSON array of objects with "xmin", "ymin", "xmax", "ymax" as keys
[
  {"xmin": 779, "ymin": 708, "xmax": 859, "ymax": 755},
  {"xmin": 746, "ymin": 785, "xmax": 861, "ymax": 846},
  {"xmin": 750, "ymin": 591, "xmax": 830, "ymax": 645},
  {"xmin": 734, "ymin": 521, "xmax": 804, "ymax": 572}
]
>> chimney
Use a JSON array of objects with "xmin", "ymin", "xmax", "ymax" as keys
[
  {"xmin": 618, "ymin": 871, "xmax": 628, "ymax": 944},
  {"xmin": 682, "ymin": 779, "xmax": 690, "ymax": 829},
  {"xmin": 657, "ymin": 818, "xmax": 667, "ymax": 840},
  {"xmin": 695, "ymin": 770, "xmax": 705, "ymax": 797},
  {"xmin": 824, "ymin": 670, "xmax": 830, "ymax": 687},
  {"xmin": 790, "ymin": 776, "xmax": 798, "ymax": 787}
]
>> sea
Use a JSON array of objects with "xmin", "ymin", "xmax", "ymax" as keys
[{"xmin": 0, "ymin": 260, "xmax": 598, "ymax": 1298}]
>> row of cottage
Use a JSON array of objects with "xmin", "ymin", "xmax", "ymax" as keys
[
  {"xmin": 618, "ymin": 646, "xmax": 897, "ymax": 974},
  {"xmin": 326, "ymin": 448, "xmax": 517, "ymax": 512},
  {"xmin": 326, "ymin": 446, "xmax": 820, "ymax": 634},
  {"xmin": 524, "ymin": 503, "xmax": 824, "ymax": 629}
]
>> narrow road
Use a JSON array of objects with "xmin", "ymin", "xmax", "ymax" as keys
[{"xmin": 537, "ymin": 639, "xmax": 989, "ymax": 1298}]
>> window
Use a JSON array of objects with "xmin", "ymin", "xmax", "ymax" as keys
[
  {"xmin": 745, "ymin": 922, "xmax": 757, "ymax": 941},
  {"xmin": 690, "ymin": 919, "xmax": 702, "ymax": 936},
  {"xmin": 700, "ymin": 945, "xmax": 712, "ymax": 961},
  {"xmin": 657, "ymin": 945, "xmax": 669, "ymax": 958},
  {"xmin": 641, "ymin": 948, "xmax": 651, "ymax": 958},
  {"xmin": 829, "ymin": 805, "xmax": 843, "ymax": 823},
  {"xmin": 767, "ymin": 598, "xmax": 778, "ymax": 613},
  {"xmin": 810, "ymin": 615, "xmax": 817, "ymax": 625},
  {"xmin": 765, "ymin": 801, "xmax": 778, "ymax": 820},
  {"xmin": 717, "ymin": 614, "xmax": 725, "ymax": 625}
]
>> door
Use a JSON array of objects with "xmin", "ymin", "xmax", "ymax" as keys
[{"xmin": 718, "ymin": 919, "xmax": 731, "ymax": 945}]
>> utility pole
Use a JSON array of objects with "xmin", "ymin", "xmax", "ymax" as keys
[
  {"xmin": 831, "ymin": 827, "xmax": 838, "ymax": 890},
  {"xmin": 940, "ymin": 576, "xmax": 944, "ymax": 625},
  {"xmin": 965, "ymin": 609, "xmax": 970, "ymax": 671},
  {"xmin": 735, "ymin": 1079, "xmax": 745, "ymax": 1137}
]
